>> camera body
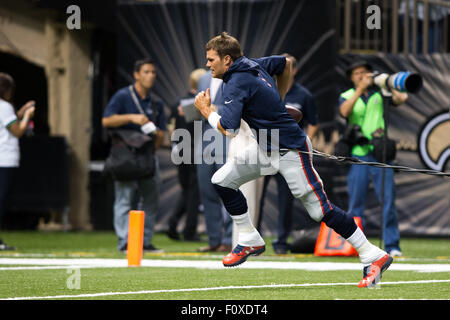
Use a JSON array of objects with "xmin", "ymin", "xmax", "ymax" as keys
[
  {"xmin": 334, "ymin": 124, "xmax": 369, "ymax": 158},
  {"xmin": 335, "ymin": 124, "xmax": 396, "ymax": 162},
  {"xmin": 342, "ymin": 124, "xmax": 369, "ymax": 146}
]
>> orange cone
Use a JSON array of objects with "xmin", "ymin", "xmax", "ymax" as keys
[
  {"xmin": 314, "ymin": 217, "xmax": 363, "ymax": 257},
  {"xmin": 127, "ymin": 210, "xmax": 145, "ymax": 267}
]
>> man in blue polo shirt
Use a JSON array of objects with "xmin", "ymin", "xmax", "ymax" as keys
[
  {"xmin": 102, "ymin": 58, "xmax": 166, "ymax": 253},
  {"xmin": 194, "ymin": 32, "xmax": 392, "ymax": 288},
  {"xmin": 283, "ymin": 54, "xmax": 319, "ymax": 139}
]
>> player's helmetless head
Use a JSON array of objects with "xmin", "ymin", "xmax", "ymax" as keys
[
  {"xmin": 205, "ymin": 32, "xmax": 243, "ymax": 79},
  {"xmin": 133, "ymin": 58, "xmax": 157, "ymax": 90},
  {"xmin": 205, "ymin": 49, "xmax": 231, "ymax": 79}
]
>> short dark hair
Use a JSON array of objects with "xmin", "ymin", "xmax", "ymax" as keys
[
  {"xmin": 206, "ymin": 32, "xmax": 243, "ymax": 61},
  {"xmin": 0, "ymin": 72, "xmax": 15, "ymax": 101},
  {"xmin": 133, "ymin": 58, "xmax": 155, "ymax": 73}
]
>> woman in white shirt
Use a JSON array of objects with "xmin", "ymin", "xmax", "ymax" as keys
[{"xmin": 0, "ymin": 72, "xmax": 35, "ymax": 251}]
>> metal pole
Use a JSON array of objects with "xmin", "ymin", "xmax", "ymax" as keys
[
  {"xmin": 412, "ymin": 0, "xmax": 418, "ymax": 54},
  {"xmin": 423, "ymin": 0, "xmax": 430, "ymax": 54},
  {"xmin": 392, "ymin": 0, "xmax": 399, "ymax": 53},
  {"xmin": 356, "ymin": 0, "xmax": 361, "ymax": 50},
  {"xmin": 336, "ymin": 0, "xmax": 342, "ymax": 51},
  {"xmin": 404, "ymin": 0, "xmax": 410, "ymax": 53},
  {"xmin": 344, "ymin": 0, "xmax": 351, "ymax": 52},
  {"xmin": 374, "ymin": 0, "xmax": 380, "ymax": 51},
  {"xmin": 365, "ymin": 0, "xmax": 370, "ymax": 50},
  {"xmin": 444, "ymin": 11, "xmax": 448, "ymax": 52}
]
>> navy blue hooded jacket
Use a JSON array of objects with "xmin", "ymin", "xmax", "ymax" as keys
[{"xmin": 219, "ymin": 56, "xmax": 306, "ymax": 151}]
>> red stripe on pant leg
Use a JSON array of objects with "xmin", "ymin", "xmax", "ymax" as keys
[
  {"xmin": 303, "ymin": 143, "xmax": 333, "ymax": 211},
  {"xmin": 298, "ymin": 151, "xmax": 325, "ymax": 216}
]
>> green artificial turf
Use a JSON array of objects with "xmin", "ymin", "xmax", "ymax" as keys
[{"xmin": 0, "ymin": 231, "xmax": 449, "ymax": 301}]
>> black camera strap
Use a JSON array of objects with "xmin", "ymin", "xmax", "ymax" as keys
[{"xmin": 129, "ymin": 85, "xmax": 146, "ymax": 114}]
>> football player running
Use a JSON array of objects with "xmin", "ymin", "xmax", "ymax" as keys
[{"xmin": 194, "ymin": 32, "xmax": 392, "ymax": 288}]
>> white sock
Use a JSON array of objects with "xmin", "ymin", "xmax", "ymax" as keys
[
  {"xmin": 231, "ymin": 212, "xmax": 265, "ymax": 246},
  {"xmin": 347, "ymin": 227, "xmax": 386, "ymax": 266},
  {"xmin": 346, "ymin": 226, "xmax": 367, "ymax": 249}
]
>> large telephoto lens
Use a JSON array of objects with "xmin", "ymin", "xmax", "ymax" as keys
[{"xmin": 388, "ymin": 72, "xmax": 423, "ymax": 93}]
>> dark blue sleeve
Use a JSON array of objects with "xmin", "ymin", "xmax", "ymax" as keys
[
  {"xmin": 103, "ymin": 91, "xmax": 125, "ymax": 118},
  {"xmin": 337, "ymin": 95, "xmax": 349, "ymax": 118},
  {"xmin": 218, "ymin": 81, "xmax": 246, "ymax": 131},
  {"xmin": 338, "ymin": 96, "xmax": 347, "ymax": 111},
  {"xmin": 156, "ymin": 101, "xmax": 167, "ymax": 131},
  {"xmin": 253, "ymin": 56, "xmax": 286, "ymax": 76}
]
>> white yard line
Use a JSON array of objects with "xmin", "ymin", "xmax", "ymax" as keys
[
  {"xmin": 3, "ymin": 279, "xmax": 450, "ymax": 300},
  {"xmin": 1, "ymin": 258, "xmax": 449, "ymax": 300},
  {"xmin": 1, "ymin": 253, "xmax": 449, "ymax": 262},
  {"xmin": 1, "ymin": 258, "xmax": 450, "ymax": 273},
  {"xmin": 0, "ymin": 266, "xmax": 76, "ymax": 271}
]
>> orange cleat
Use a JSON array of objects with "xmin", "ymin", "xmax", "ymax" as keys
[
  {"xmin": 222, "ymin": 244, "xmax": 265, "ymax": 267},
  {"xmin": 358, "ymin": 253, "xmax": 393, "ymax": 288}
]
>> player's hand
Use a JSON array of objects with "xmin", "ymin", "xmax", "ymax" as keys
[
  {"xmin": 130, "ymin": 114, "xmax": 149, "ymax": 125},
  {"xmin": 194, "ymin": 88, "xmax": 212, "ymax": 118}
]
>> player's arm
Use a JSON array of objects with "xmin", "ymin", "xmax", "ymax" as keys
[
  {"xmin": 102, "ymin": 114, "xmax": 149, "ymax": 128},
  {"xmin": 275, "ymin": 58, "xmax": 292, "ymax": 101},
  {"xmin": 194, "ymin": 88, "xmax": 231, "ymax": 137}
]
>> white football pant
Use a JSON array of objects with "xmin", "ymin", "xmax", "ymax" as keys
[{"xmin": 211, "ymin": 136, "xmax": 330, "ymax": 223}]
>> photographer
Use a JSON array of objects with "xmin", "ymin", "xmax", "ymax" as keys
[{"xmin": 338, "ymin": 61, "xmax": 408, "ymax": 257}]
